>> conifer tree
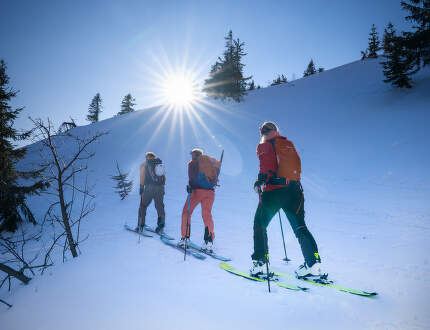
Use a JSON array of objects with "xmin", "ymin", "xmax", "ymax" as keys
[
  {"xmin": 86, "ymin": 93, "xmax": 102, "ymax": 123},
  {"xmin": 118, "ymin": 94, "xmax": 136, "ymax": 115},
  {"xmin": 367, "ymin": 24, "xmax": 381, "ymax": 58},
  {"xmin": 381, "ymin": 25, "xmax": 415, "ymax": 88},
  {"xmin": 270, "ymin": 74, "xmax": 287, "ymax": 86},
  {"xmin": 382, "ymin": 22, "xmax": 397, "ymax": 53},
  {"xmin": 58, "ymin": 117, "xmax": 77, "ymax": 133},
  {"xmin": 203, "ymin": 30, "xmax": 251, "ymax": 102},
  {"xmin": 303, "ymin": 59, "xmax": 317, "ymax": 77},
  {"xmin": 248, "ymin": 80, "xmax": 256, "ymax": 90},
  {"xmin": 401, "ymin": 0, "xmax": 430, "ymax": 67},
  {"xmin": 0, "ymin": 60, "xmax": 47, "ymax": 232},
  {"xmin": 111, "ymin": 161, "xmax": 133, "ymax": 200}
]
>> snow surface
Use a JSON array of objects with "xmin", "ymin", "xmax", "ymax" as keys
[{"xmin": 1, "ymin": 59, "xmax": 430, "ymax": 330}]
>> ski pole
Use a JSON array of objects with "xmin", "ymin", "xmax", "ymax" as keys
[
  {"xmin": 184, "ymin": 190, "xmax": 191, "ymax": 261},
  {"xmin": 265, "ymin": 252, "xmax": 271, "ymax": 293},
  {"xmin": 138, "ymin": 197, "xmax": 142, "ymax": 244},
  {"xmin": 278, "ymin": 211, "xmax": 290, "ymax": 262}
]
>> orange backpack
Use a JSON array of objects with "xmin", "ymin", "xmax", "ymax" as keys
[
  {"xmin": 272, "ymin": 138, "xmax": 301, "ymax": 181},
  {"xmin": 196, "ymin": 155, "xmax": 221, "ymax": 189}
]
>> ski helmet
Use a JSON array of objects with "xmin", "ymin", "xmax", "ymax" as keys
[
  {"xmin": 146, "ymin": 152, "xmax": 156, "ymax": 159},
  {"xmin": 190, "ymin": 148, "xmax": 203, "ymax": 156},
  {"xmin": 259, "ymin": 122, "xmax": 278, "ymax": 136}
]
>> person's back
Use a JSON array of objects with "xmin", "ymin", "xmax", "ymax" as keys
[
  {"xmin": 188, "ymin": 154, "xmax": 220, "ymax": 190},
  {"xmin": 251, "ymin": 122, "xmax": 322, "ymax": 278},
  {"xmin": 137, "ymin": 152, "xmax": 166, "ymax": 233},
  {"xmin": 179, "ymin": 148, "xmax": 220, "ymax": 252},
  {"xmin": 144, "ymin": 157, "xmax": 166, "ymax": 186}
]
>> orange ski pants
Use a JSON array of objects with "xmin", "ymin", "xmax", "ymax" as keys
[{"xmin": 181, "ymin": 189, "xmax": 215, "ymax": 240}]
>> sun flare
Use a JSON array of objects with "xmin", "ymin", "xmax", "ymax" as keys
[
  {"xmin": 162, "ymin": 74, "xmax": 198, "ymax": 107},
  {"xmin": 137, "ymin": 49, "xmax": 235, "ymax": 151}
]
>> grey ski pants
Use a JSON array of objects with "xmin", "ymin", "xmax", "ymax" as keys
[{"xmin": 138, "ymin": 184, "xmax": 165, "ymax": 228}]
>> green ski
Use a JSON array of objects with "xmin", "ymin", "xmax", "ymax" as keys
[
  {"xmin": 273, "ymin": 271, "xmax": 377, "ymax": 297},
  {"xmin": 220, "ymin": 262, "xmax": 307, "ymax": 291}
]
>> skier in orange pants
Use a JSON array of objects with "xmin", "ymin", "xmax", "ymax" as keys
[{"xmin": 178, "ymin": 148, "xmax": 220, "ymax": 252}]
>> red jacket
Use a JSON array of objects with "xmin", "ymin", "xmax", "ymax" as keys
[{"xmin": 257, "ymin": 135, "xmax": 291, "ymax": 192}]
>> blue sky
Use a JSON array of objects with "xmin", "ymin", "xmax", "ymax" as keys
[{"xmin": 1, "ymin": 0, "xmax": 411, "ymax": 131}]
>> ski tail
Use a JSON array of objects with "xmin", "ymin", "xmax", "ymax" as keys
[{"xmin": 220, "ymin": 262, "xmax": 307, "ymax": 291}]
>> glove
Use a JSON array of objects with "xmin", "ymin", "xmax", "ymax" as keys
[
  {"xmin": 139, "ymin": 184, "xmax": 144, "ymax": 195},
  {"xmin": 254, "ymin": 173, "xmax": 267, "ymax": 194},
  {"xmin": 254, "ymin": 179, "xmax": 263, "ymax": 194},
  {"xmin": 186, "ymin": 185, "xmax": 192, "ymax": 193}
]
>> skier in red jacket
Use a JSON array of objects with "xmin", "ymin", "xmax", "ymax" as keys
[{"xmin": 250, "ymin": 122, "xmax": 322, "ymax": 278}]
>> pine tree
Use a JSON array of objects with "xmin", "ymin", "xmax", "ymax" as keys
[
  {"xmin": 203, "ymin": 30, "xmax": 252, "ymax": 102},
  {"xmin": 382, "ymin": 22, "xmax": 397, "ymax": 54},
  {"xmin": 111, "ymin": 161, "xmax": 133, "ymax": 200},
  {"xmin": 303, "ymin": 59, "xmax": 317, "ymax": 77},
  {"xmin": 248, "ymin": 80, "xmax": 255, "ymax": 90},
  {"xmin": 367, "ymin": 24, "xmax": 381, "ymax": 58},
  {"xmin": 381, "ymin": 31, "xmax": 415, "ymax": 88},
  {"xmin": 232, "ymin": 37, "xmax": 252, "ymax": 101},
  {"xmin": 118, "ymin": 94, "xmax": 136, "ymax": 115},
  {"xmin": 58, "ymin": 117, "xmax": 77, "ymax": 133},
  {"xmin": 0, "ymin": 60, "xmax": 47, "ymax": 232},
  {"xmin": 86, "ymin": 93, "xmax": 102, "ymax": 123},
  {"xmin": 401, "ymin": 0, "xmax": 430, "ymax": 67},
  {"xmin": 270, "ymin": 74, "xmax": 287, "ymax": 86},
  {"xmin": 280, "ymin": 74, "xmax": 287, "ymax": 83}
]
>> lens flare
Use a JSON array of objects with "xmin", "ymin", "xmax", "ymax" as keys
[{"xmin": 162, "ymin": 74, "xmax": 198, "ymax": 107}]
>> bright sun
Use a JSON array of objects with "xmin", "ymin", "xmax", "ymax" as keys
[{"xmin": 162, "ymin": 74, "xmax": 198, "ymax": 107}]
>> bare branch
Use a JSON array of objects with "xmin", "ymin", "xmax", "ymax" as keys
[
  {"xmin": 0, "ymin": 263, "xmax": 31, "ymax": 284},
  {"xmin": 29, "ymin": 117, "xmax": 108, "ymax": 259},
  {"xmin": 0, "ymin": 298, "xmax": 13, "ymax": 308}
]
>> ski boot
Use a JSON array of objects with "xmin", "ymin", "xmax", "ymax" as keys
[
  {"xmin": 249, "ymin": 260, "xmax": 269, "ymax": 277},
  {"xmin": 202, "ymin": 241, "xmax": 214, "ymax": 253},
  {"xmin": 155, "ymin": 222, "xmax": 165, "ymax": 234},
  {"xmin": 295, "ymin": 261, "xmax": 322, "ymax": 278},
  {"xmin": 177, "ymin": 238, "xmax": 189, "ymax": 248},
  {"xmin": 203, "ymin": 227, "xmax": 214, "ymax": 253},
  {"xmin": 134, "ymin": 225, "xmax": 144, "ymax": 233}
]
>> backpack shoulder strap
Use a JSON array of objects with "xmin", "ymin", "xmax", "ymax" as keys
[{"xmin": 268, "ymin": 138, "xmax": 279, "ymax": 175}]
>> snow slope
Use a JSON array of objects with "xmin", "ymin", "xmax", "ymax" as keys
[{"xmin": 1, "ymin": 59, "xmax": 430, "ymax": 329}]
